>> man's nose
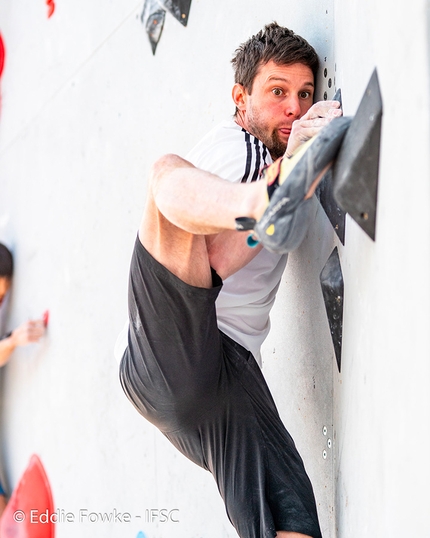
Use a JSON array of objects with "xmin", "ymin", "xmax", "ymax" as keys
[{"xmin": 284, "ymin": 96, "xmax": 301, "ymax": 118}]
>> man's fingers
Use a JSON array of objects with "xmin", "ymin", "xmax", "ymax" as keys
[
  {"xmin": 15, "ymin": 320, "xmax": 46, "ymax": 345},
  {"xmin": 27, "ymin": 320, "xmax": 45, "ymax": 338},
  {"xmin": 291, "ymin": 117, "xmax": 332, "ymax": 142},
  {"xmin": 305, "ymin": 107, "xmax": 342, "ymax": 120},
  {"xmin": 294, "ymin": 117, "xmax": 333, "ymax": 129},
  {"xmin": 285, "ymin": 102, "xmax": 343, "ymax": 157},
  {"xmin": 303, "ymin": 100, "xmax": 342, "ymax": 120}
]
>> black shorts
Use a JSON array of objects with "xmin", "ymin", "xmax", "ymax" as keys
[{"xmin": 120, "ymin": 237, "xmax": 322, "ymax": 538}]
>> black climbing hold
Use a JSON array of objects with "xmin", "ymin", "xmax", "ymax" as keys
[
  {"xmin": 332, "ymin": 87, "xmax": 342, "ymax": 107},
  {"xmin": 333, "ymin": 69, "xmax": 383, "ymax": 241},
  {"xmin": 141, "ymin": 0, "xmax": 192, "ymax": 54},
  {"xmin": 159, "ymin": 0, "xmax": 192, "ymax": 26},
  {"xmin": 141, "ymin": 0, "xmax": 166, "ymax": 55},
  {"xmin": 316, "ymin": 88, "xmax": 346, "ymax": 244},
  {"xmin": 320, "ymin": 247, "xmax": 344, "ymax": 372},
  {"xmin": 316, "ymin": 171, "xmax": 346, "ymax": 244}
]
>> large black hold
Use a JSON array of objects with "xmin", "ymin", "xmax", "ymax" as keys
[{"xmin": 333, "ymin": 69, "xmax": 383, "ymax": 240}]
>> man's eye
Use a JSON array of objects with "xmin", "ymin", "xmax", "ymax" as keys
[
  {"xmin": 299, "ymin": 91, "xmax": 311, "ymax": 99},
  {"xmin": 272, "ymin": 88, "xmax": 283, "ymax": 96}
]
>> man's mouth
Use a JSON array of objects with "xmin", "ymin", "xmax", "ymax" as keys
[{"xmin": 278, "ymin": 127, "xmax": 291, "ymax": 138}]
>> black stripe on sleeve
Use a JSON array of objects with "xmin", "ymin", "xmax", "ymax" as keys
[
  {"xmin": 240, "ymin": 128, "xmax": 271, "ymax": 183},
  {"xmin": 241, "ymin": 129, "xmax": 252, "ymax": 183},
  {"xmin": 262, "ymin": 144, "xmax": 268, "ymax": 166},
  {"xmin": 251, "ymin": 136, "xmax": 261, "ymax": 182}
]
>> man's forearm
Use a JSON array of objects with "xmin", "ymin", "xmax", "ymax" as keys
[{"xmin": 0, "ymin": 334, "xmax": 16, "ymax": 367}]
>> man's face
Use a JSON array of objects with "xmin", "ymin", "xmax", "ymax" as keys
[
  {"xmin": 0, "ymin": 277, "xmax": 11, "ymax": 307},
  {"xmin": 236, "ymin": 61, "xmax": 314, "ymax": 159}
]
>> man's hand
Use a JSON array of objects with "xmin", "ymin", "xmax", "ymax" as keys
[
  {"xmin": 10, "ymin": 319, "xmax": 46, "ymax": 347},
  {"xmin": 0, "ymin": 316, "xmax": 46, "ymax": 367},
  {"xmin": 285, "ymin": 100, "xmax": 342, "ymax": 157}
]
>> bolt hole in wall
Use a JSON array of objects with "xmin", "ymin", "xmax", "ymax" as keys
[{"xmin": 323, "ymin": 64, "xmax": 335, "ymax": 100}]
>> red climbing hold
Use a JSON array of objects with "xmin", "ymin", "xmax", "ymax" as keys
[
  {"xmin": 0, "ymin": 454, "xmax": 55, "ymax": 538},
  {"xmin": 0, "ymin": 33, "xmax": 5, "ymax": 78},
  {"xmin": 46, "ymin": 0, "xmax": 55, "ymax": 18}
]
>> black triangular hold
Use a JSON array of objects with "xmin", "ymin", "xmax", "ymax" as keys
[
  {"xmin": 333, "ymin": 69, "xmax": 383, "ymax": 241},
  {"xmin": 141, "ymin": 0, "xmax": 166, "ymax": 55},
  {"xmin": 316, "ymin": 170, "xmax": 346, "ymax": 244},
  {"xmin": 316, "ymin": 88, "xmax": 346, "ymax": 244},
  {"xmin": 159, "ymin": 0, "xmax": 192, "ymax": 26},
  {"xmin": 320, "ymin": 247, "xmax": 344, "ymax": 372},
  {"xmin": 332, "ymin": 87, "xmax": 342, "ymax": 107}
]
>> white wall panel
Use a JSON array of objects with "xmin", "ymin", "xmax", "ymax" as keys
[{"xmin": 332, "ymin": 0, "xmax": 430, "ymax": 536}]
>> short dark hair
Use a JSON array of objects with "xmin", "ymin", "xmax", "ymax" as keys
[
  {"xmin": 0, "ymin": 243, "xmax": 13, "ymax": 278},
  {"xmin": 231, "ymin": 22, "xmax": 319, "ymax": 94}
]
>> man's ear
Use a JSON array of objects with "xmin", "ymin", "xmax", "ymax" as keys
[{"xmin": 232, "ymin": 83, "xmax": 248, "ymax": 111}]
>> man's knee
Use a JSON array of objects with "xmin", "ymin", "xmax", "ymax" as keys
[
  {"xmin": 149, "ymin": 153, "xmax": 192, "ymax": 194},
  {"xmin": 276, "ymin": 531, "xmax": 312, "ymax": 538}
]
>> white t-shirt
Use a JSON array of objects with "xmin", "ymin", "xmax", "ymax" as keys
[
  {"xmin": 186, "ymin": 119, "xmax": 287, "ymax": 364},
  {"xmin": 114, "ymin": 119, "xmax": 287, "ymax": 365}
]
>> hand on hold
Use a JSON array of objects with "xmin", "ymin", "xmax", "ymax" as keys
[
  {"xmin": 285, "ymin": 100, "xmax": 342, "ymax": 157},
  {"xmin": 11, "ymin": 318, "xmax": 46, "ymax": 347}
]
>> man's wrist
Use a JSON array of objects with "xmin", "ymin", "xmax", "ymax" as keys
[{"xmin": 0, "ymin": 331, "xmax": 12, "ymax": 341}]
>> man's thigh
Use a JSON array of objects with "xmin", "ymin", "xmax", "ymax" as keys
[{"xmin": 120, "ymin": 236, "xmax": 223, "ymax": 432}]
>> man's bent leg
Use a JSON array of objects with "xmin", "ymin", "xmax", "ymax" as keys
[
  {"xmin": 139, "ymin": 154, "xmax": 268, "ymax": 284},
  {"xmin": 276, "ymin": 531, "xmax": 311, "ymax": 538},
  {"xmin": 122, "ymin": 156, "xmax": 322, "ymax": 537},
  {"xmin": 0, "ymin": 494, "xmax": 7, "ymax": 519},
  {"xmin": 120, "ymin": 237, "xmax": 224, "ymax": 435},
  {"xmin": 140, "ymin": 193, "xmax": 213, "ymax": 288},
  {"xmin": 120, "ymin": 242, "xmax": 322, "ymax": 537}
]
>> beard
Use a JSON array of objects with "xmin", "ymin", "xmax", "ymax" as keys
[{"xmin": 245, "ymin": 112, "xmax": 288, "ymax": 160}]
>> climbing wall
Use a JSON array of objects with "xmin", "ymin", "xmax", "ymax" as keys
[
  {"xmin": 0, "ymin": 2, "xmax": 338, "ymax": 536},
  {"xmin": 266, "ymin": 1, "xmax": 430, "ymax": 538},
  {"xmin": 1, "ymin": 0, "xmax": 429, "ymax": 537}
]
